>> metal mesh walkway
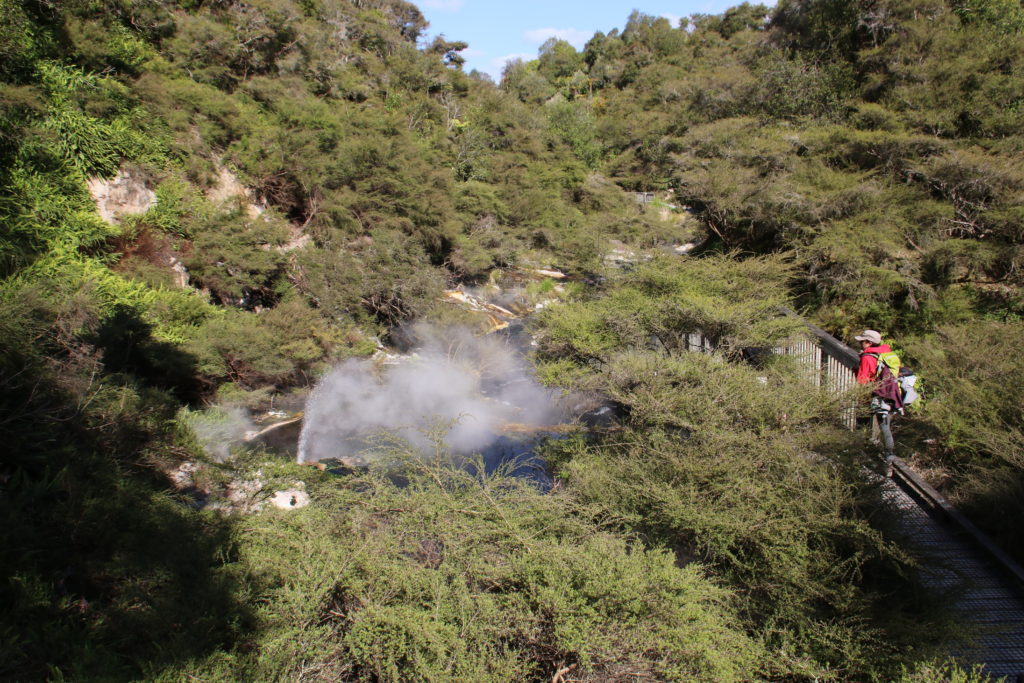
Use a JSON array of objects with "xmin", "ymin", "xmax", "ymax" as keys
[{"xmin": 881, "ymin": 475, "xmax": 1024, "ymax": 679}]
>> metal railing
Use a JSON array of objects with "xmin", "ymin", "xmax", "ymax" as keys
[{"xmin": 775, "ymin": 315, "xmax": 860, "ymax": 428}]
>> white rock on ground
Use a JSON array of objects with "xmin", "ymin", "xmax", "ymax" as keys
[
  {"xmin": 169, "ymin": 461, "xmax": 199, "ymax": 488},
  {"xmin": 269, "ymin": 488, "xmax": 311, "ymax": 510},
  {"xmin": 169, "ymin": 257, "xmax": 190, "ymax": 288},
  {"xmin": 533, "ymin": 268, "xmax": 567, "ymax": 279},
  {"xmin": 207, "ymin": 162, "xmax": 311, "ymax": 253}
]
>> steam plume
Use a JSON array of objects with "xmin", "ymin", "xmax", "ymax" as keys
[
  {"xmin": 182, "ymin": 406, "xmax": 255, "ymax": 463},
  {"xmin": 297, "ymin": 327, "xmax": 559, "ymax": 466}
]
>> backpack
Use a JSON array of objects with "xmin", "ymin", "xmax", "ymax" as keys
[
  {"xmin": 865, "ymin": 351, "xmax": 903, "ymax": 409},
  {"xmin": 873, "ymin": 350, "xmax": 901, "ymax": 378},
  {"xmin": 898, "ymin": 366, "xmax": 921, "ymax": 409}
]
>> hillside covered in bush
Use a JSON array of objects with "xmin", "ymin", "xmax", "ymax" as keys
[{"xmin": 1, "ymin": 0, "xmax": 1022, "ymax": 680}]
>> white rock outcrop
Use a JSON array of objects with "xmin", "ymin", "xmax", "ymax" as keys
[
  {"xmin": 207, "ymin": 163, "xmax": 266, "ymax": 219},
  {"xmin": 87, "ymin": 170, "xmax": 157, "ymax": 224}
]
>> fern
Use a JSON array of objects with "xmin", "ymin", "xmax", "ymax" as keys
[{"xmin": 36, "ymin": 62, "xmax": 167, "ymax": 176}]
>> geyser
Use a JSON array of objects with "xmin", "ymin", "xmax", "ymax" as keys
[{"xmin": 296, "ymin": 327, "xmax": 559, "ymax": 468}]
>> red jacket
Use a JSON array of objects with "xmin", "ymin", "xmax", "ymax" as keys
[{"xmin": 856, "ymin": 344, "xmax": 891, "ymax": 384}]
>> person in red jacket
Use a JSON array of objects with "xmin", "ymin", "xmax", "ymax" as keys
[{"xmin": 855, "ymin": 329, "xmax": 896, "ymax": 475}]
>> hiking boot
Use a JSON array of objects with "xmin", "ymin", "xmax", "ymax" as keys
[{"xmin": 884, "ymin": 453, "xmax": 895, "ymax": 478}]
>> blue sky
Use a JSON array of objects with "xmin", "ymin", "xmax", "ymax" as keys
[{"xmin": 417, "ymin": 1, "xmax": 775, "ymax": 81}]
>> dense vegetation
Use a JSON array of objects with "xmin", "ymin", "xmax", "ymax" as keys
[{"xmin": 2, "ymin": 0, "xmax": 1022, "ymax": 679}]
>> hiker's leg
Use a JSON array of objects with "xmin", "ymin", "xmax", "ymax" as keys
[
  {"xmin": 879, "ymin": 411, "xmax": 894, "ymax": 457},
  {"xmin": 881, "ymin": 412, "xmax": 896, "ymax": 476}
]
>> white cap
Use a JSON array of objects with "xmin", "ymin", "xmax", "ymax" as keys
[{"xmin": 854, "ymin": 329, "xmax": 882, "ymax": 345}]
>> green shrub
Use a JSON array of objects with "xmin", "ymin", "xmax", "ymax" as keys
[
  {"xmin": 908, "ymin": 321, "xmax": 1024, "ymax": 561},
  {"xmin": 37, "ymin": 61, "xmax": 164, "ymax": 176},
  {"xmin": 186, "ymin": 298, "xmax": 336, "ymax": 388},
  {"xmin": 540, "ymin": 359, "xmax": 963, "ymax": 680},
  {"xmin": 897, "ymin": 660, "xmax": 994, "ymax": 682},
  {"xmin": 156, "ymin": 460, "xmax": 764, "ymax": 682},
  {"xmin": 0, "ymin": 282, "xmax": 243, "ymax": 681},
  {"xmin": 184, "ymin": 207, "xmax": 288, "ymax": 307},
  {"xmin": 296, "ymin": 230, "xmax": 446, "ymax": 329},
  {"xmin": 535, "ymin": 252, "xmax": 801, "ymax": 363}
]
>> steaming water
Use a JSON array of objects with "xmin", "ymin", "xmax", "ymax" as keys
[
  {"xmin": 182, "ymin": 406, "xmax": 255, "ymax": 463},
  {"xmin": 296, "ymin": 326, "xmax": 561, "ymax": 478}
]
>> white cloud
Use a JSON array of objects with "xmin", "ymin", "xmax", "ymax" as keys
[
  {"xmin": 661, "ymin": 13, "xmax": 685, "ymax": 28},
  {"xmin": 481, "ymin": 52, "xmax": 534, "ymax": 81},
  {"xmin": 420, "ymin": 0, "xmax": 464, "ymax": 10},
  {"xmin": 523, "ymin": 27, "xmax": 592, "ymax": 49},
  {"xmin": 490, "ymin": 52, "xmax": 533, "ymax": 72}
]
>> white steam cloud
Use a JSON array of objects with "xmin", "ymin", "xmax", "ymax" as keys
[
  {"xmin": 297, "ymin": 328, "xmax": 559, "ymax": 466},
  {"xmin": 182, "ymin": 406, "xmax": 255, "ymax": 463}
]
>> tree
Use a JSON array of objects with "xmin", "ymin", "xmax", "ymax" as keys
[
  {"xmin": 501, "ymin": 58, "xmax": 556, "ymax": 103},
  {"xmin": 536, "ymin": 37, "xmax": 583, "ymax": 84},
  {"xmin": 718, "ymin": 2, "xmax": 772, "ymax": 38},
  {"xmin": 770, "ymin": 0, "xmax": 868, "ymax": 55},
  {"xmin": 427, "ymin": 35, "xmax": 469, "ymax": 68},
  {"xmin": 954, "ymin": 0, "xmax": 1024, "ymax": 33}
]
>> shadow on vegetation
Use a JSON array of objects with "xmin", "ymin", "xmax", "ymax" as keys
[
  {"xmin": 958, "ymin": 466, "xmax": 1024, "ymax": 566},
  {"xmin": 0, "ymin": 301, "xmax": 252, "ymax": 680},
  {"xmin": 91, "ymin": 305, "xmax": 205, "ymax": 402}
]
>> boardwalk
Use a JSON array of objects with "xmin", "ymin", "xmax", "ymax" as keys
[
  {"xmin": 882, "ymin": 471, "xmax": 1024, "ymax": 679},
  {"xmin": 687, "ymin": 317, "xmax": 1024, "ymax": 676}
]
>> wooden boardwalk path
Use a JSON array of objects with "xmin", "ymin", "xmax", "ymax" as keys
[
  {"xmin": 686, "ymin": 316, "xmax": 1024, "ymax": 676},
  {"xmin": 882, "ymin": 466, "xmax": 1024, "ymax": 680}
]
